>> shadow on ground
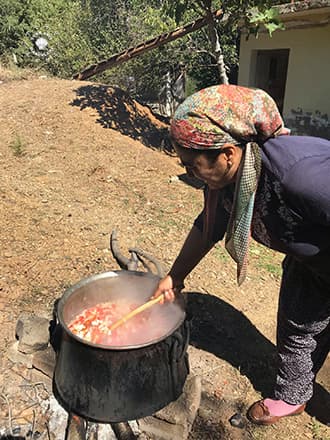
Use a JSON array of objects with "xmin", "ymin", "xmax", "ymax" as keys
[
  {"xmin": 0, "ymin": 437, "xmax": 25, "ymax": 439},
  {"xmin": 177, "ymin": 173, "xmax": 205, "ymax": 190},
  {"xmin": 70, "ymin": 84, "xmax": 172, "ymax": 152},
  {"xmin": 185, "ymin": 291, "xmax": 330, "ymax": 425}
]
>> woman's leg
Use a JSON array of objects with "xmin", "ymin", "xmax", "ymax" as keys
[
  {"xmin": 274, "ymin": 256, "xmax": 330, "ymax": 404},
  {"xmin": 248, "ymin": 256, "xmax": 330, "ymax": 424}
]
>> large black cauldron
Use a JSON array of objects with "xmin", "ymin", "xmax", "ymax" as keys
[{"xmin": 53, "ymin": 270, "xmax": 189, "ymax": 423}]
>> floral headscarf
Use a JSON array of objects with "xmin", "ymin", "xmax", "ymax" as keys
[
  {"xmin": 170, "ymin": 84, "xmax": 289, "ymax": 148},
  {"xmin": 171, "ymin": 84, "xmax": 289, "ymax": 285}
]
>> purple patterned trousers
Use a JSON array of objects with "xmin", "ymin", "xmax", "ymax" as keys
[{"xmin": 274, "ymin": 255, "xmax": 330, "ymax": 404}]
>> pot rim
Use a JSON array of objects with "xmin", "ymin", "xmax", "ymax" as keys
[{"xmin": 57, "ymin": 270, "xmax": 186, "ymax": 351}]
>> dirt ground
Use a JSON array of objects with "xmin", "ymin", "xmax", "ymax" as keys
[{"xmin": 0, "ymin": 73, "xmax": 329, "ymax": 440}]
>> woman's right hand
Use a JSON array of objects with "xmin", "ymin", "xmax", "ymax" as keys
[{"xmin": 152, "ymin": 275, "xmax": 184, "ymax": 303}]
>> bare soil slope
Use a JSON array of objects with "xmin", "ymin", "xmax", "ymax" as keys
[{"xmin": 0, "ymin": 77, "xmax": 329, "ymax": 439}]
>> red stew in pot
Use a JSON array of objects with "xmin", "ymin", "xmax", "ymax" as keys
[{"xmin": 68, "ymin": 300, "xmax": 164, "ymax": 346}]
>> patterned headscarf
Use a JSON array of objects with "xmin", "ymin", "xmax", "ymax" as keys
[
  {"xmin": 170, "ymin": 84, "xmax": 289, "ymax": 148},
  {"xmin": 171, "ymin": 84, "xmax": 289, "ymax": 285}
]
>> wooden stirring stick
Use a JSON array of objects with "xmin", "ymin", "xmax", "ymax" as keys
[{"xmin": 109, "ymin": 293, "xmax": 165, "ymax": 333}]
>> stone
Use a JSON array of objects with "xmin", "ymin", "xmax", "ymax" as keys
[
  {"xmin": 154, "ymin": 375, "xmax": 202, "ymax": 425},
  {"xmin": 16, "ymin": 313, "xmax": 50, "ymax": 354},
  {"xmin": 229, "ymin": 412, "xmax": 245, "ymax": 429},
  {"xmin": 47, "ymin": 396, "xmax": 69, "ymax": 439},
  {"xmin": 138, "ymin": 375, "xmax": 202, "ymax": 440},
  {"xmin": 32, "ymin": 346, "xmax": 56, "ymax": 378},
  {"xmin": 7, "ymin": 341, "xmax": 33, "ymax": 368},
  {"xmin": 138, "ymin": 416, "xmax": 185, "ymax": 440}
]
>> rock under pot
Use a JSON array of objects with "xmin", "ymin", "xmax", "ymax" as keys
[{"xmin": 53, "ymin": 270, "xmax": 190, "ymax": 423}]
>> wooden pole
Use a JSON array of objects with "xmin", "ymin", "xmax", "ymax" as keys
[
  {"xmin": 73, "ymin": 9, "xmax": 223, "ymax": 81},
  {"xmin": 108, "ymin": 294, "xmax": 165, "ymax": 333}
]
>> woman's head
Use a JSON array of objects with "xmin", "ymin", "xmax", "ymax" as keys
[
  {"xmin": 174, "ymin": 141, "xmax": 243, "ymax": 190},
  {"xmin": 170, "ymin": 84, "xmax": 289, "ymax": 189}
]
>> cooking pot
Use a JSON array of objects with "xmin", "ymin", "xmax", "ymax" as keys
[{"xmin": 53, "ymin": 270, "xmax": 189, "ymax": 423}]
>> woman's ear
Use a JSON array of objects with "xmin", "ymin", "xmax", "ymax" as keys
[
  {"xmin": 222, "ymin": 145, "xmax": 243, "ymax": 170},
  {"xmin": 222, "ymin": 145, "xmax": 236, "ymax": 161}
]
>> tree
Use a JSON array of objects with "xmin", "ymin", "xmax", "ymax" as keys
[
  {"xmin": 163, "ymin": 0, "xmax": 284, "ymax": 85},
  {"xmin": 0, "ymin": 0, "xmax": 287, "ymax": 98},
  {"xmin": 0, "ymin": 0, "xmax": 94, "ymax": 76},
  {"xmin": 78, "ymin": 1, "xmax": 187, "ymax": 101}
]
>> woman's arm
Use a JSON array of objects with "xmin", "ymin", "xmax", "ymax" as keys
[
  {"xmin": 152, "ymin": 225, "xmax": 214, "ymax": 301},
  {"xmin": 169, "ymin": 225, "xmax": 214, "ymax": 283}
]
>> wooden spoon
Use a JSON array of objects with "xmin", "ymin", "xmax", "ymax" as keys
[{"xmin": 108, "ymin": 293, "xmax": 165, "ymax": 333}]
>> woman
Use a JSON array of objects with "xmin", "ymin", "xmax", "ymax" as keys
[{"xmin": 152, "ymin": 84, "xmax": 330, "ymax": 425}]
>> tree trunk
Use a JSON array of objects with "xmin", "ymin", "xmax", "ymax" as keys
[{"xmin": 206, "ymin": 9, "xmax": 229, "ymax": 85}]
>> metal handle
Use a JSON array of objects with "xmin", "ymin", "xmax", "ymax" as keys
[
  {"xmin": 170, "ymin": 320, "xmax": 190, "ymax": 363},
  {"xmin": 110, "ymin": 229, "xmax": 165, "ymax": 276}
]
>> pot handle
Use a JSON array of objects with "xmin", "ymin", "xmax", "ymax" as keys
[
  {"xmin": 50, "ymin": 298, "xmax": 63, "ymax": 353},
  {"xmin": 110, "ymin": 229, "xmax": 165, "ymax": 276},
  {"xmin": 171, "ymin": 320, "xmax": 190, "ymax": 363}
]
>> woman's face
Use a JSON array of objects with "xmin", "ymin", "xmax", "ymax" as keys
[{"xmin": 175, "ymin": 144, "xmax": 243, "ymax": 190}]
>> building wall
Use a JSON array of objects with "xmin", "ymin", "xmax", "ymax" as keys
[{"xmin": 238, "ymin": 23, "xmax": 330, "ymax": 138}]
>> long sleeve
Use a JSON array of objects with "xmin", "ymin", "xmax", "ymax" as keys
[
  {"xmin": 193, "ymin": 187, "xmax": 231, "ymax": 244},
  {"xmin": 253, "ymin": 136, "xmax": 330, "ymax": 258}
]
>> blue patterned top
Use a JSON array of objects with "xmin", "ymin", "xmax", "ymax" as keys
[{"xmin": 194, "ymin": 136, "xmax": 330, "ymax": 261}]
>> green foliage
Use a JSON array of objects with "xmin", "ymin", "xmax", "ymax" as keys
[
  {"xmin": 0, "ymin": 0, "xmax": 95, "ymax": 77},
  {"xmin": 247, "ymin": 6, "xmax": 285, "ymax": 37},
  {"xmin": 162, "ymin": 0, "xmax": 286, "ymax": 88},
  {"xmin": 185, "ymin": 75, "xmax": 198, "ymax": 97},
  {"xmin": 0, "ymin": 0, "xmax": 27, "ymax": 55},
  {"xmin": 0, "ymin": 0, "xmax": 287, "ymax": 95},
  {"xmin": 9, "ymin": 134, "xmax": 25, "ymax": 156},
  {"xmin": 250, "ymin": 243, "xmax": 282, "ymax": 280},
  {"xmin": 90, "ymin": 2, "xmax": 184, "ymax": 100},
  {"xmin": 186, "ymin": 20, "xmax": 240, "ymax": 90}
]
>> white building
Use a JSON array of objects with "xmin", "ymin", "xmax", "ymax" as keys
[{"xmin": 238, "ymin": 0, "xmax": 330, "ymax": 138}]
